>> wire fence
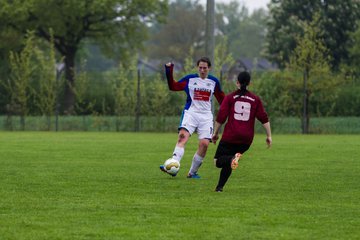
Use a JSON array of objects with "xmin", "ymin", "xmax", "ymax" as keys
[{"xmin": 1, "ymin": 115, "xmax": 360, "ymax": 134}]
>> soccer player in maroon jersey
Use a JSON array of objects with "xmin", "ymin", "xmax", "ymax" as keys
[
  {"xmin": 160, "ymin": 57, "xmax": 225, "ymax": 178},
  {"xmin": 211, "ymin": 71, "xmax": 272, "ymax": 192}
]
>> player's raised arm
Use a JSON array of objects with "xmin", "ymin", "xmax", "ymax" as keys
[{"xmin": 164, "ymin": 62, "xmax": 186, "ymax": 91}]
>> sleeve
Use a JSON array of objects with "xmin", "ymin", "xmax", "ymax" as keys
[
  {"xmin": 209, "ymin": 75, "xmax": 225, "ymax": 104},
  {"xmin": 255, "ymin": 97, "xmax": 269, "ymax": 124},
  {"xmin": 165, "ymin": 64, "xmax": 187, "ymax": 91},
  {"xmin": 214, "ymin": 83, "xmax": 225, "ymax": 104},
  {"xmin": 216, "ymin": 95, "xmax": 231, "ymax": 124}
]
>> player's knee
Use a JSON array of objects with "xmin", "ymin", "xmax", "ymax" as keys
[
  {"xmin": 200, "ymin": 144, "xmax": 208, "ymax": 153},
  {"xmin": 177, "ymin": 133, "xmax": 188, "ymax": 145},
  {"xmin": 178, "ymin": 133, "xmax": 185, "ymax": 141},
  {"xmin": 199, "ymin": 140, "xmax": 209, "ymax": 148}
]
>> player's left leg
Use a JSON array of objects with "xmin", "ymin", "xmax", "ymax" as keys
[
  {"xmin": 172, "ymin": 128, "xmax": 191, "ymax": 161},
  {"xmin": 187, "ymin": 112, "xmax": 212, "ymax": 178},
  {"xmin": 214, "ymin": 154, "xmax": 233, "ymax": 192},
  {"xmin": 215, "ymin": 153, "xmax": 241, "ymax": 191},
  {"xmin": 187, "ymin": 138, "xmax": 210, "ymax": 178}
]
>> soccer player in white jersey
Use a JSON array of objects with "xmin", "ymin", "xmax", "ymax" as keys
[{"xmin": 160, "ymin": 57, "xmax": 225, "ymax": 178}]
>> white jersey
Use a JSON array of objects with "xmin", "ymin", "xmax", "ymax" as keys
[{"xmin": 176, "ymin": 73, "xmax": 223, "ymax": 114}]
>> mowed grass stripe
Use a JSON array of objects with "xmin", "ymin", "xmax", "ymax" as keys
[{"xmin": 0, "ymin": 132, "xmax": 359, "ymax": 239}]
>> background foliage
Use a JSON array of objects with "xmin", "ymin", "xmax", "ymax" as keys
[
  {"xmin": 266, "ymin": 0, "xmax": 360, "ymax": 70},
  {"xmin": 0, "ymin": 0, "xmax": 359, "ymax": 132}
]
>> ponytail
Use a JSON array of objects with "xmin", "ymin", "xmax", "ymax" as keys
[
  {"xmin": 239, "ymin": 85, "xmax": 247, "ymax": 96},
  {"xmin": 237, "ymin": 71, "xmax": 251, "ymax": 96}
]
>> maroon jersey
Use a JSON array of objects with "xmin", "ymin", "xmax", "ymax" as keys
[{"xmin": 216, "ymin": 90, "xmax": 269, "ymax": 145}]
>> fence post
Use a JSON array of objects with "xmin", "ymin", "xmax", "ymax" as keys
[
  {"xmin": 55, "ymin": 63, "xmax": 65, "ymax": 132},
  {"xmin": 135, "ymin": 68, "xmax": 141, "ymax": 132}
]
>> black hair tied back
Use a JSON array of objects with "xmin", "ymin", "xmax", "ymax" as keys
[{"xmin": 237, "ymin": 71, "xmax": 251, "ymax": 96}]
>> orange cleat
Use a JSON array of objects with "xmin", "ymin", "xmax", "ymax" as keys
[{"xmin": 231, "ymin": 153, "xmax": 242, "ymax": 170}]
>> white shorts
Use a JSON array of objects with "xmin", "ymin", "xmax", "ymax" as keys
[{"xmin": 179, "ymin": 110, "xmax": 214, "ymax": 140}]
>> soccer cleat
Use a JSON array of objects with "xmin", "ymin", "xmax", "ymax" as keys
[
  {"xmin": 160, "ymin": 165, "xmax": 177, "ymax": 177},
  {"xmin": 215, "ymin": 187, "xmax": 223, "ymax": 192},
  {"xmin": 187, "ymin": 172, "xmax": 201, "ymax": 179},
  {"xmin": 231, "ymin": 153, "xmax": 242, "ymax": 170}
]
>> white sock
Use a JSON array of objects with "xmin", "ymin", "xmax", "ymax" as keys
[
  {"xmin": 189, "ymin": 153, "xmax": 204, "ymax": 174},
  {"xmin": 172, "ymin": 146, "xmax": 184, "ymax": 162}
]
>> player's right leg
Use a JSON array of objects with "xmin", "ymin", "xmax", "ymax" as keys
[
  {"xmin": 160, "ymin": 128, "xmax": 191, "ymax": 177},
  {"xmin": 172, "ymin": 128, "xmax": 190, "ymax": 161}
]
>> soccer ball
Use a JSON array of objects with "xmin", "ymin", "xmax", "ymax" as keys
[{"xmin": 164, "ymin": 158, "xmax": 180, "ymax": 175}]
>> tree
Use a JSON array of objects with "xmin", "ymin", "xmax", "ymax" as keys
[
  {"xmin": 112, "ymin": 57, "xmax": 138, "ymax": 131},
  {"xmin": 216, "ymin": 0, "xmax": 268, "ymax": 59},
  {"xmin": 0, "ymin": 0, "xmax": 167, "ymax": 114},
  {"xmin": 348, "ymin": 21, "xmax": 360, "ymax": 78},
  {"xmin": 266, "ymin": 0, "xmax": 360, "ymax": 69},
  {"xmin": 288, "ymin": 14, "xmax": 343, "ymax": 133},
  {"xmin": 146, "ymin": 0, "xmax": 205, "ymax": 65},
  {"xmin": 213, "ymin": 37, "xmax": 234, "ymax": 81},
  {"xmin": 5, "ymin": 32, "xmax": 36, "ymax": 130},
  {"xmin": 33, "ymin": 31, "xmax": 59, "ymax": 130},
  {"xmin": 72, "ymin": 60, "xmax": 96, "ymax": 130},
  {"xmin": 146, "ymin": 0, "xmax": 267, "ymax": 69}
]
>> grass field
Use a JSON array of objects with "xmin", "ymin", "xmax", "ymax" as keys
[{"xmin": 0, "ymin": 132, "xmax": 359, "ymax": 239}]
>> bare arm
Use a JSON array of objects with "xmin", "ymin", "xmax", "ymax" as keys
[
  {"xmin": 212, "ymin": 121, "xmax": 223, "ymax": 144},
  {"xmin": 262, "ymin": 122, "xmax": 272, "ymax": 148}
]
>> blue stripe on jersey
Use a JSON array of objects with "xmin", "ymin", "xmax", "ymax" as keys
[
  {"xmin": 179, "ymin": 74, "xmax": 198, "ymax": 110},
  {"xmin": 178, "ymin": 109, "xmax": 185, "ymax": 129},
  {"xmin": 207, "ymin": 74, "xmax": 222, "ymax": 91}
]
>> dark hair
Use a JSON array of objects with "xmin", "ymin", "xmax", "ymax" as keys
[
  {"xmin": 197, "ymin": 57, "xmax": 211, "ymax": 67},
  {"xmin": 237, "ymin": 71, "xmax": 251, "ymax": 96}
]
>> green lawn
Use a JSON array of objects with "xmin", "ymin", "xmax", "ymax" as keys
[{"xmin": 0, "ymin": 132, "xmax": 359, "ymax": 239}]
